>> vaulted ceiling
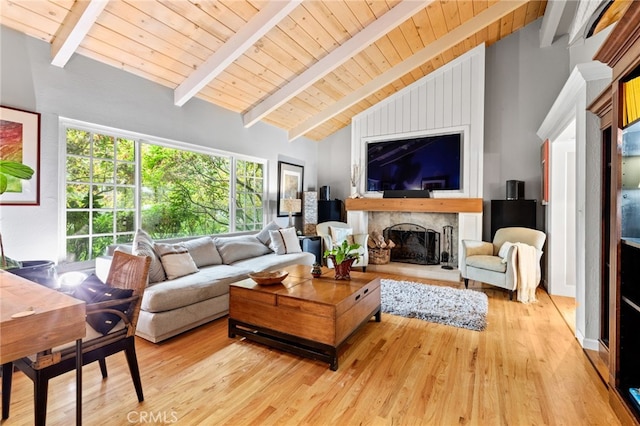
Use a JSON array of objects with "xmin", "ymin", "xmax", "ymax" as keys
[{"xmin": 1, "ymin": 0, "xmax": 549, "ymax": 141}]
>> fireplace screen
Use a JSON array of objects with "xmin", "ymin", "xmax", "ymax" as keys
[{"xmin": 383, "ymin": 223, "xmax": 440, "ymax": 265}]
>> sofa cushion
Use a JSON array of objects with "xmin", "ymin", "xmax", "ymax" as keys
[
  {"xmin": 329, "ymin": 226, "xmax": 355, "ymax": 245},
  {"xmin": 214, "ymin": 234, "xmax": 272, "ymax": 264},
  {"xmin": 180, "ymin": 236, "xmax": 222, "ymax": 267},
  {"xmin": 141, "ymin": 265, "xmax": 251, "ymax": 312},
  {"xmin": 133, "ymin": 229, "xmax": 166, "ymax": 283},
  {"xmin": 231, "ymin": 252, "xmax": 315, "ymax": 272},
  {"xmin": 466, "ymin": 255, "xmax": 507, "ymax": 273},
  {"xmin": 255, "ymin": 221, "xmax": 281, "ymax": 246},
  {"xmin": 269, "ymin": 227, "xmax": 302, "ymax": 254},
  {"xmin": 154, "ymin": 243, "xmax": 199, "ymax": 280}
]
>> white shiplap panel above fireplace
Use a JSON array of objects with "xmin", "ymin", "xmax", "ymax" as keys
[
  {"xmin": 348, "ymin": 44, "xmax": 486, "ymax": 273},
  {"xmin": 351, "ymin": 43, "xmax": 485, "ymax": 200}
]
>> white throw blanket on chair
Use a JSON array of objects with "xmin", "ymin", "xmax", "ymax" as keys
[{"xmin": 514, "ymin": 242, "xmax": 538, "ymax": 303}]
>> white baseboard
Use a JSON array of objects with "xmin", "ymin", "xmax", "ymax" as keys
[{"xmin": 576, "ymin": 328, "xmax": 600, "ymax": 351}]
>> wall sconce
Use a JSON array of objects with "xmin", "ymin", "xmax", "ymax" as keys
[{"xmin": 281, "ymin": 198, "xmax": 301, "ymax": 228}]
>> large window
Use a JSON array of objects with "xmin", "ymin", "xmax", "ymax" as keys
[{"xmin": 63, "ymin": 121, "xmax": 266, "ymax": 263}]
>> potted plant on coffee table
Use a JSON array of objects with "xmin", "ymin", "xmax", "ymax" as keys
[{"xmin": 324, "ymin": 240, "xmax": 361, "ymax": 280}]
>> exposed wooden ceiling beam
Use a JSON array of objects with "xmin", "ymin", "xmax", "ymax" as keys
[
  {"xmin": 174, "ymin": 0, "xmax": 302, "ymax": 107},
  {"xmin": 242, "ymin": 0, "xmax": 434, "ymax": 128},
  {"xmin": 289, "ymin": 0, "xmax": 528, "ymax": 142},
  {"xmin": 539, "ymin": 0, "xmax": 568, "ymax": 48},
  {"xmin": 51, "ymin": 0, "xmax": 109, "ymax": 68}
]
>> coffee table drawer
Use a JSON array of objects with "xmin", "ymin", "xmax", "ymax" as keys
[
  {"xmin": 335, "ymin": 278, "xmax": 381, "ymax": 317},
  {"xmin": 277, "ymin": 296, "xmax": 334, "ymax": 318},
  {"xmin": 336, "ymin": 285, "xmax": 380, "ymax": 344},
  {"xmin": 230, "ymin": 286, "xmax": 276, "ymax": 306}
]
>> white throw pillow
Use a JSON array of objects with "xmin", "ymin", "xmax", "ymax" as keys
[
  {"xmin": 132, "ymin": 229, "xmax": 166, "ymax": 283},
  {"xmin": 329, "ymin": 226, "xmax": 354, "ymax": 245},
  {"xmin": 214, "ymin": 235, "xmax": 273, "ymax": 264},
  {"xmin": 498, "ymin": 241, "xmax": 515, "ymax": 262},
  {"xmin": 180, "ymin": 236, "xmax": 222, "ymax": 267},
  {"xmin": 154, "ymin": 243, "xmax": 199, "ymax": 280},
  {"xmin": 269, "ymin": 228, "xmax": 302, "ymax": 255},
  {"xmin": 255, "ymin": 221, "xmax": 281, "ymax": 246}
]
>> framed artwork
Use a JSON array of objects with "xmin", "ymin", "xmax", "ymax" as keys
[
  {"xmin": 541, "ymin": 139, "xmax": 549, "ymax": 205},
  {"xmin": 0, "ymin": 106, "xmax": 40, "ymax": 205},
  {"xmin": 277, "ymin": 161, "xmax": 304, "ymax": 217}
]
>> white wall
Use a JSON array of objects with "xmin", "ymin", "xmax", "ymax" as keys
[{"xmin": 0, "ymin": 26, "xmax": 318, "ymax": 262}]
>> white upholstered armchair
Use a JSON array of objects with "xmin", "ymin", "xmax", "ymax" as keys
[
  {"xmin": 460, "ymin": 227, "xmax": 546, "ymax": 301},
  {"xmin": 315, "ymin": 221, "xmax": 369, "ymax": 271}
]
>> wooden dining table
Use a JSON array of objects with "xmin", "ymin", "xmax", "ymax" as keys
[{"xmin": 0, "ymin": 270, "xmax": 86, "ymax": 425}]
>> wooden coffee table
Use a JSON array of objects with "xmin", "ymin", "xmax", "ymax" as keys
[{"xmin": 228, "ymin": 265, "xmax": 381, "ymax": 370}]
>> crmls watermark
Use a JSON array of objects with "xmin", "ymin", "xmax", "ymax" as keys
[{"xmin": 127, "ymin": 410, "xmax": 179, "ymax": 424}]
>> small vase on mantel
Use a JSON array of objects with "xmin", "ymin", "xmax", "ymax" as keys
[
  {"xmin": 350, "ymin": 186, "xmax": 361, "ymax": 199},
  {"xmin": 328, "ymin": 256, "xmax": 357, "ymax": 280}
]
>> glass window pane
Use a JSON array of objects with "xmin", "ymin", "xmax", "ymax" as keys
[
  {"xmin": 117, "ymin": 138, "xmax": 135, "ymax": 161},
  {"xmin": 116, "ymin": 187, "xmax": 135, "ymax": 208},
  {"xmin": 93, "ymin": 134, "xmax": 114, "ymax": 159},
  {"xmin": 66, "ymin": 156, "xmax": 90, "ymax": 182},
  {"xmin": 93, "ymin": 185, "xmax": 114, "ymax": 208},
  {"xmin": 67, "ymin": 238, "xmax": 89, "ymax": 262},
  {"xmin": 92, "ymin": 236, "xmax": 113, "ymax": 258},
  {"xmin": 93, "ymin": 159, "xmax": 114, "ymax": 183},
  {"xmin": 65, "ymin": 127, "xmax": 139, "ymax": 263},
  {"xmin": 141, "ymin": 144, "xmax": 230, "ymax": 238},
  {"xmin": 234, "ymin": 159, "xmax": 264, "ymax": 231},
  {"xmin": 66, "ymin": 129, "xmax": 90, "ymax": 156},
  {"xmin": 117, "ymin": 233, "xmax": 134, "ymax": 244},
  {"xmin": 67, "ymin": 211, "xmax": 89, "ymax": 236},
  {"xmin": 116, "ymin": 163, "xmax": 135, "ymax": 185},
  {"xmin": 66, "ymin": 184, "xmax": 90, "ymax": 209},
  {"xmin": 92, "ymin": 211, "xmax": 114, "ymax": 234},
  {"xmin": 116, "ymin": 211, "xmax": 134, "ymax": 233}
]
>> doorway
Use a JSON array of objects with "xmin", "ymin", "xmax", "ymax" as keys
[{"xmin": 548, "ymin": 120, "xmax": 577, "ymax": 298}]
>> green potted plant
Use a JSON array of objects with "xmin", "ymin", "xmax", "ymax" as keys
[{"xmin": 324, "ymin": 240, "xmax": 361, "ymax": 280}]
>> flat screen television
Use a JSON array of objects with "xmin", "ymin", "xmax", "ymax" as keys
[{"xmin": 366, "ymin": 132, "xmax": 462, "ymax": 192}]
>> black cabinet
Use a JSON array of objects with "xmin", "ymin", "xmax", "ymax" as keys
[
  {"xmin": 491, "ymin": 199, "xmax": 537, "ymax": 239},
  {"xmin": 318, "ymin": 199, "xmax": 343, "ymax": 222},
  {"xmin": 299, "ymin": 236, "xmax": 322, "ymax": 264}
]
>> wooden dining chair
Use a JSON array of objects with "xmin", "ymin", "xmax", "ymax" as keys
[{"xmin": 2, "ymin": 251, "xmax": 151, "ymax": 425}]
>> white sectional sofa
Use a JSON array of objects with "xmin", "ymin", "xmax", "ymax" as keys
[{"xmin": 99, "ymin": 226, "xmax": 314, "ymax": 343}]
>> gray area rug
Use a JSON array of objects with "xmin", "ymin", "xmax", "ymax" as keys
[{"xmin": 380, "ymin": 279, "xmax": 488, "ymax": 331}]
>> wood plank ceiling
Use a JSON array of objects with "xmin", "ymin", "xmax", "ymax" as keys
[{"xmin": 0, "ymin": 0, "xmax": 547, "ymax": 141}]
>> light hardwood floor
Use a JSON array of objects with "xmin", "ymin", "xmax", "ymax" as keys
[{"xmin": 3, "ymin": 275, "xmax": 619, "ymax": 425}]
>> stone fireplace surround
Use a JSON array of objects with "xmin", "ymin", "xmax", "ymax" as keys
[
  {"xmin": 372, "ymin": 213, "xmax": 456, "ymax": 265},
  {"xmin": 345, "ymin": 197, "xmax": 482, "ymax": 282}
]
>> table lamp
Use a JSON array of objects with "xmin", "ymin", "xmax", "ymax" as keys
[{"xmin": 281, "ymin": 198, "xmax": 302, "ymax": 228}]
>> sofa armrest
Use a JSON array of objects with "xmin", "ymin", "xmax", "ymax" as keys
[
  {"xmin": 352, "ymin": 234, "xmax": 369, "ymax": 267},
  {"xmin": 462, "ymin": 240, "xmax": 493, "ymax": 257},
  {"xmin": 460, "ymin": 240, "xmax": 493, "ymax": 277}
]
